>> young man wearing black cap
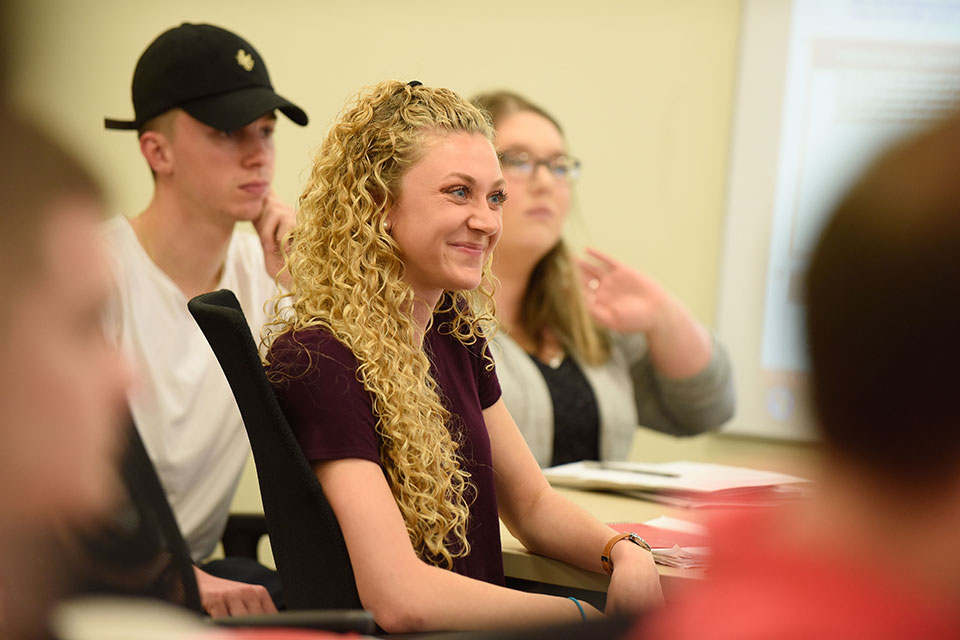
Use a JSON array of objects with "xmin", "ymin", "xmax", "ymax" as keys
[{"xmin": 103, "ymin": 22, "xmax": 307, "ymax": 617}]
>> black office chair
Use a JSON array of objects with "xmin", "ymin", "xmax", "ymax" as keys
[
  {"xmin": 75, "ymin": 421, "xmax": 203, "ymax": 612},
  {"xmin": 73, "ymin": 420, "xmax": 373, "ymax": 633},
  {"xmin": 187, "ymin": 289, "xmax": 361, "ymax": 612}
]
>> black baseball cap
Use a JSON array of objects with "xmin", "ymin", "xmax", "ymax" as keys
[{"xmin": 105, "ymin": 23, "xmax": 308, "ymax": 132}]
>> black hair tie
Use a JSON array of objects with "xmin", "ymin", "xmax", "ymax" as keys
[{"xmin": 407, "ymin": 80, "xmax": 422, "ymax": 87}]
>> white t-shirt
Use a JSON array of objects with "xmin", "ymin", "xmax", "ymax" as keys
[{"xmin": 102, "ymin": 216, "xmax": 279, "ymax": 561}]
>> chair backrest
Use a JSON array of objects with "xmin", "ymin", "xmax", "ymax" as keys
[
  {"xmin": 75, "ymin": 419, "xmax": 203, "ymax": 614},
  {"xmin": 187, "ymin": 289, "xmax": 360, "ymax": 610}
]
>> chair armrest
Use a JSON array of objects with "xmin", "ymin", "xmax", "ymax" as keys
[
  {"xmin": 210, "ymin": 609, "xmax": 376, "ymax": 634},
  {"xmin": 221, "ymin": 513, "xmax": 269, "ymax": 561}
]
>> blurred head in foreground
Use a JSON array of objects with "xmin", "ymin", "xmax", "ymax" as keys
[
  {"xmin": 640, "ymin": 112, "xmax": 960, "ymax": 640},
  {"xmin": 0, "ymin": 105, "xmax": 130, "ymax": 636},
  {"xmin": 805, "ymin": 113, "xmax": 960, "ymax": 491},
  {"xmin": 0, "ymin": 108, "xmax": 128, "ymax": 523}
]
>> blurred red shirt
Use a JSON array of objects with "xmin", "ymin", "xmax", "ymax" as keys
[{"xmin": 636, "ymin": 509, "xmax": 960, "ymax": 640}]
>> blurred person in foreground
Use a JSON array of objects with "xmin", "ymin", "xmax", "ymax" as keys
[
  {"xmin": 0, "ymin": 106, "xmax": 130, "ymax": 639},
  {"xmin": 471, "ymin": 91, "xmax": 734, "ymax": 468},
  {"xmin": 637, "ymin": 112, "xmax": 960, "ymax": 639},
  {"xmin": 102, "ymin": 22, "xmax": 309, "ymax": 615}
]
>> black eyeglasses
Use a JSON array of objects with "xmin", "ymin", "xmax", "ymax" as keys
[{"xmin": 498, "ymin": 150, "xmax": 582, "ymax": 182}]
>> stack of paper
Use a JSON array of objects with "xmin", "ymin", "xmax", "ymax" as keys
[
  {"xmin": 544, "ymin": 460, "xmax": 810, "ymax": 508},
  {"xmin": 609, "ymin": 517, "xmax": 711, "ymax": 569}
]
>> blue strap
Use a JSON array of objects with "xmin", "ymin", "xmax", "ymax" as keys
[{"xmin": 568, "ymin": 596, "xmax": 587, "ymax": 622}]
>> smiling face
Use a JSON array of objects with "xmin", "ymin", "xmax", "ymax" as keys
[
  {"xmin": 493, "ymin": 110, "xmax": 572, "ymax": 270},
  {"xmin": 161, "ymin": 110, "xmax": 277, "ymax": 224},
  {"xmin": 386, "ymin": 132, "xmax": 506, "ymax": 304}
]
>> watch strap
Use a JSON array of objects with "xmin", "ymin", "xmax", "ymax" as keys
[{"xmin": 601, "ymin": 531, "xmax": 652, "ymax": 575}]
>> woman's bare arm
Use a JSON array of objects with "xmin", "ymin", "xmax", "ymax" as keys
[{"xmin": 313, "ymin": 457, "xmax": 601, "ymax": 632}]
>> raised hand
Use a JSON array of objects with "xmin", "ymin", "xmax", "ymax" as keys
[
  {"xmin": 577, "ymin": 248, "xmax": 670, "ymax": 335},
  {"xmin": 578, "ymin": 248, "xmax": 712, "ymax": 378}
]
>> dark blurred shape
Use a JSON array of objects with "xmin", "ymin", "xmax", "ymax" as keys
[
  {"xmin": 69, "ymin": 421, "xmax": 202, "ymax": 612},
  {"xmin": 0, "ymin": 103, "xmax": 116, "ymax": 640},
  {"xmin": 805, "ymin": 113, "xmax": 960, "ymax": 486},
  {"xmin": 634, "ymin": 111, "xmax": 960, "ymax": 640}
]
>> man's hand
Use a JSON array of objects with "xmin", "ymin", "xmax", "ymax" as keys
[
  {"xmin": 193, "ymin": 566, "xmax": 278, "ymax": 618},
  {"xmin": 253, "ymin": 191, "xmax": 295, "ymax": 284}
]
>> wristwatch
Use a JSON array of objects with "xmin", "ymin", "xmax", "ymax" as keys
[{"xmin": 601, "ymin": 532, "xmax": 652, "ymax": 575}]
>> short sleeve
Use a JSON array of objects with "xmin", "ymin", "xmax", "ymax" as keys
[
  {"xmin": 268, "ymin": 329, "xmax": 381, "ymax": 466},
  {"xmin": 475, "ymin": 337, "xmax": 502, "ymax": 410}
]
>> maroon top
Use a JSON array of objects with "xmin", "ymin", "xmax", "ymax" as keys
[{"xmin": 268, "ymin": 309, "xmax": 504, "ymax": 585}]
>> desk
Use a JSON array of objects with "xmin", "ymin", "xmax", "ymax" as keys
[
  {"xmin": 498, "ymin": 433, "xmax": 819, "ymax": 598},
  {"xmin": 231, "ymin": 432, "xmax": 819, "ymax": 587},
  {"xmin": 499, "ymin": 487, "xmax": 704, "ymax": 599}
]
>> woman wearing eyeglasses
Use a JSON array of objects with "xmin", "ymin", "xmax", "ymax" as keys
[{"xmin": 471, "ymin": 91, "xmax": 734, "ymax": 468}]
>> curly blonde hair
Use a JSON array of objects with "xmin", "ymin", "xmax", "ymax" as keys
[{"xmin": 263, "ymin": 81, "xmax": 497, "ymax": 568}]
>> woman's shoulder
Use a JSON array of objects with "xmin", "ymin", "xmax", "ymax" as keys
[{"xmin": 267, "ymin": 326, "xmax": 359, "ymax": 377}]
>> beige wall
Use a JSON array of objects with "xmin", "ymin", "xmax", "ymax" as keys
[
  {"xmin": 7, "ymin": 0, "xmax": 740, "ymax": 324},
  {"xmin": 6, "ymin": 0, "xmax": 744, "ymax": 527}
]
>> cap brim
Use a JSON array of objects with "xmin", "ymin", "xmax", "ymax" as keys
[
  {"xmin": 181, "ymin": 86, "xmax": 308, "ymax": 131},
  {"xmin": 104, "ymin": 118, "xmax": 140, "ymax": 130}
]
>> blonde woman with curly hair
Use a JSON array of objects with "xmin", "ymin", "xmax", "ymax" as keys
[
  {"xmin": 263, "ymin": 81, "xmax": 662, "ymax": 632},
  {"xmin": 471, "ymin": 91, "xmax": 735, "ymax": 468}
]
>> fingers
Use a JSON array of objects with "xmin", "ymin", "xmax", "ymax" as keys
[
  {"xmin": 205, "ymin": 584, "xmax": 274, "ymax": 618},
  {"xmin": 576, "ymin": 258, "xmax": 606, "ymax": 296},
  {"xmin": 576, "ymin": 257, "xmax": 606, "ymax": 282},
  {"xmin": 254, "ymin": 193, "xmax": 282, "ymax": 252},
  {"xmin": 255, "ymin": 191, "xmax": 296, "ymax": 280},
  {"xmin": 259, "ymin": 585, "xmax": 279, "ymax": 614},
  {"xmin": 577, "ymin": 275, "xmax": 613, "ymax": 327},
  {"xmin": 584, "ymin": 247, "xmax": 620, "ymax": 269},
  {"xmin": 196, "ymin": 566, "xmax": 277, "ymax": 618},
  {"xmin": 580, "ymin": 249, "xmax": 656, "ymax": 295},
  {"xmin": 205, "ymin": 598, "xmax": 229, "ymax": 619},
  {"xmin": 275, "ymin": 215, "xmax": 296, "ymax": 256},
  {"xmin": 576, "ymin": 260, "xmax": 604, "ymax": 317},
  {"xmin": 577, "ymin": 260, "xmax": 608, "ymax": 313},
  {"xmin": 224, "ymin": 591, "xmax": 250, "ymax": 617}
]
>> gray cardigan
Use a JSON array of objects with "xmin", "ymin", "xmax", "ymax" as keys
[{"xmin": 489, "ymin": 331, "xmax": 735, "ymax": 467}]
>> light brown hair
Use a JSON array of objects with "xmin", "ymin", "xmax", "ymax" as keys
[{"xmin": 472, "ymin": 90, "xmax": 610, "ymax": 365}]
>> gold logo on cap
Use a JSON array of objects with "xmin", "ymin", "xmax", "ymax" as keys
[{"xmin": 235, "ymin": 49, "xmax": 255, "ymax": 72}]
